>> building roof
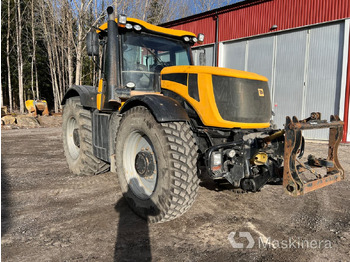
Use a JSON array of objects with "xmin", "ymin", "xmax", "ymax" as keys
[
  {"xmin": 161, "ymin": 0, "xmax": 350, "ymax": 44},
  {"xmin": 160, "ymin": 0, "xmax": 267, "ymax": 27}
]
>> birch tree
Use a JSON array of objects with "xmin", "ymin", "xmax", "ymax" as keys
[
  {"xmin": 39, "ymin": 0, "xmax": 60, "ymax": 112},
  {"xmin": 6, "ymin": 0, "xmax": 13, "ymax": 112},
  {"xmin": 2, "ymin": 0, "xmax": 224, "ymax": 113},
  {"xmin": 0, "ymin": 83, "xmax": 3, "ymax": 111},
  {"xmin": 31, "ymin": 0, "xmax": 39, "ymax": 100},
  {"xmin": 15, "ymin": 0, "xmax": 24, "ymax": 113}
]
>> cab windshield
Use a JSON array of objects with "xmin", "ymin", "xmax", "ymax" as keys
[{"xmin": 121, "ymin": 31, "xmax": 192, "ymax": 91}]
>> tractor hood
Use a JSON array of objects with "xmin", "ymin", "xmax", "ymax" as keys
[
  {"xmin": 161, "ymin": 65, "xmax": 268, "ymax": 82},
  {"xmin": 160, "ymin": 65, "xmax": 272, "ymax": 129}
]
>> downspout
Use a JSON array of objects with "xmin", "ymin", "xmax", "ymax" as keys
[
  {"xmin": 342, "ymin": 37, "xmax": 350, "ymax": 142},
  {"xmin": 213, "ymin": 12, "xmax": 219, "ymax": 67}
]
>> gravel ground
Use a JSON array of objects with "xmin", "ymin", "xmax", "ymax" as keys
[{"xmin": 1, "ymin": 127, "xmax": 350, "ymax": 262}]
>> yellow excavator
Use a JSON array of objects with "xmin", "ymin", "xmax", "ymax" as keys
[{"xmin": 61, "ymin": 7, "xmax": 344, "ymax": 223}]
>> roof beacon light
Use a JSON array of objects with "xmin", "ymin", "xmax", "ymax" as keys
[
  {"xmin": 134, "ymin": 24, "xmax": 142, "ymax": 31},
  {"xmin": 197, "ymin": 33, "xmax": 205, "ymax": 44},
  {"xmin": 118, "ymin": 14, "xmax": 127, "ymax": 27}
]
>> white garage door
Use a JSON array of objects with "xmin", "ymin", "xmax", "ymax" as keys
[{"xmin": 219, "ymin": 22, "xmax": 345, "ymax": 140}]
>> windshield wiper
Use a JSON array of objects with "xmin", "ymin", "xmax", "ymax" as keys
[{"xmin": 142, "ymin": 45, "xmax": 167, "ymax": 67}]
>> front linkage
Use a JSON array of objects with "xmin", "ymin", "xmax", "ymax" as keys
[
  {"xmin": 283, "ymin": 113, "xmax": 344, "ymax": 196},
  {"xmin": 201, "ymin": 112, "xmax": 344, "ymax": 195}
]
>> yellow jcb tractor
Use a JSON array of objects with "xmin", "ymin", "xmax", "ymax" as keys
[{"xmin": 61, "ymin": 7, "xmax": 344, "ymax": 223}]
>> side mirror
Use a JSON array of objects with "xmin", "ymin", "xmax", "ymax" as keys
[{"xmin": 86, "ymin": 31, "xmax": 99, "ymax": 57}]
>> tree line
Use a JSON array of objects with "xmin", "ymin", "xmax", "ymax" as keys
[{"xmin": 1, "ymin": 0, "xmax": 236, "ymax": 113}]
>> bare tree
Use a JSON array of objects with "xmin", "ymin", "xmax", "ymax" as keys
[
  {"xmin": 193, "ymin": 0, "xmax": 232, "ymax": 13},
  {"xmin": 64, "ymin": 0, "xmax": 74, "ymax": 88},
  {"xmin": 74, "ymin": 2, "xmax": 84, "ymax": 85},
  {"xmin": 31, "ymin": 0, "xmax": 39, "ymax": 100},
  {"xmin": 1, "ymin": 0, "xmax": 232, "ymax": 115},
  {"xmin": 15, "ymin": 0, "xmax": 24, "ymax": 113},
  {"xmin": 110, "ymin": 0, "xmax": 190, "ymax": 25},
  {"xmin": 72, "ymin": 0, "xmax": 106, "ymax": 85},
  {"xmin": 6, "ymin": 0, "xmax": 13, "ymax": 112},
  {"xmin": 0, "ymin": 81, "xmax": 3, "ymax": 109},
  {"xmin": 39, "ymin": 0, "xmax": 60, "ymax": 112}
]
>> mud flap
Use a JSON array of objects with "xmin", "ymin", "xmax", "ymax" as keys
[{"xmin": 283, "ymin": 114, "xmax": 344, "ymax": 196}]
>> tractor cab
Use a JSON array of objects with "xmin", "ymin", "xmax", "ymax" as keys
[
  {"xmin": 120, "ymin": 30, "xmax": 192, "ymax": 91},
  {"xmin": 87, "ymin": 9, "xmax": 202, "ymax": 110}
]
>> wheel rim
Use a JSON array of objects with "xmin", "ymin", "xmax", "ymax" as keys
[
  {"xmin": 66, "ymin": 116, "xmax": 80, "ymax": 160},
  {"xmin": 123, "ymin": 131, "xmax": 158, "ymax": 199}
]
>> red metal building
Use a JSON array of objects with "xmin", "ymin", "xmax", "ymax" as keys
[{"xmin": 162, "ymin": 0, "xmax": 350, "ymax": 142}]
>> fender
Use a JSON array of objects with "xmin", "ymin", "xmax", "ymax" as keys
[
  {"xmin": 120, "ymin": 95, "xmax": 190, "ymax": 122},
  {"xmin": 61, "ymin": 85, "xmax": 97, "ymax": 108}
]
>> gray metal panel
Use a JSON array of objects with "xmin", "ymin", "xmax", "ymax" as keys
[
  {"xmin": 303, "ymin": 23, "xmax": 344, "ymax": 140},
  {"xmin": 273, "ymin": 30, "xmax": 307, "ymax": 130},
  {"xmin": 246, "ymin": 36, "xmax": 275, "ymax": 100},
  {"xmin": 247, "ymin": 36, "xmax": 274, "ymax": 82},
  {"xmin": 192, "ymin": 45, "xmax": 214, "ymax": 66},
  {"xmin": 221, "ymin": 40, "xmax": 246, "ymax": 70}
]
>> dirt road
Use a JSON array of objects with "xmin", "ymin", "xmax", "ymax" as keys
[{"xmin": 1, "ymin": 127, "xmax": 350, "ymax": 261}]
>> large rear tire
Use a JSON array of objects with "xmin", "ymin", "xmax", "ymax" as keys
[
  {"xmin": 115, "ymin": 106, "xmax": 199, "ymax": 223},
  {"xmin": 62, "ymin": 97, "xmax": 109, "ymax": 176}
]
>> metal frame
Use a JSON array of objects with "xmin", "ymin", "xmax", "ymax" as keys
[{"xmin": 283, "ymin": 114, "xmax": 344, "ymax": 196}]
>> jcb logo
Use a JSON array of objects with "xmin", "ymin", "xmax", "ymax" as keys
[
  {"xmin": 258, "ymin": 89, "xmax": 264, "ymax": 97},
  {"xmin": 228, "ymin": 232, "xmax": 255, "ymax": 249}
]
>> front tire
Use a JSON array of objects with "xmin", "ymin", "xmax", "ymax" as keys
[
  {"xmin": 62, "ymin": 97, "xmax": 109, "ymax": 176},
  {"xmin": 115, "ymin": 106, "xmax": 199, "ymax": 223}
]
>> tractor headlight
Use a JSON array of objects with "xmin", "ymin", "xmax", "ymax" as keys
[
  {"xmin": 118, "ymin": 14, "xmax": 127, "ymax": 27},
  {"xmin": 211, "ymin": 151, "xmax": 222, "ymax": 170},
  {"xmin": 192, "ymin": 37, "xmax": 198, "ymax": 43},
  {"xmin": 134, "ymin": 24, "xmax": 142, "ymax": 31},
  {"xmin": 197, "ymin": 33, "xmax": 205, "ymax": 43},
  {"xmin": 125, "ymin": 23, "xmax": 133, "ymax": 30},
  {"xmin": 126, "ymin": 82, "xmax": 135, "ymax": 88},
  {"xmin": 183, "ymin": 36, "xmax": 190, "ymax": 42}
]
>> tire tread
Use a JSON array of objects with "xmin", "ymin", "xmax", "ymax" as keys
[
  {"xmin": 63, "ymin": 97, "xmax": 109, "ymax": 176},
  {"xmin": 115, "ymin": 106, "xmax": 199, "ymax": 223}
]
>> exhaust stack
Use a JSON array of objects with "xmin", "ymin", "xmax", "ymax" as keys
[{"xmin": 105, "ymin": 6, "xmax": 121, "ymax": 104}]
